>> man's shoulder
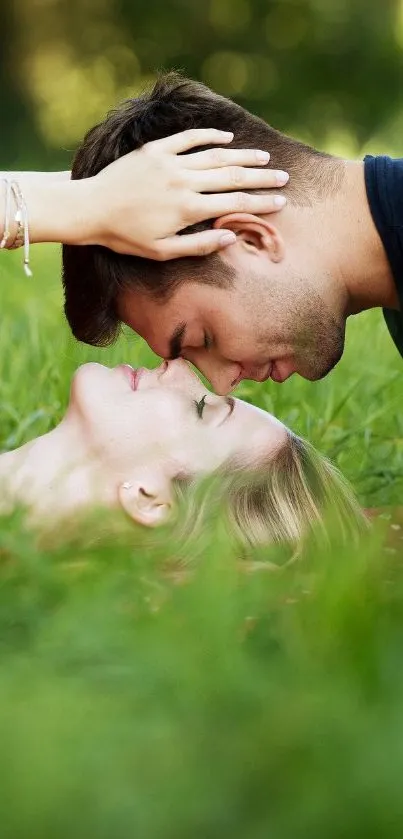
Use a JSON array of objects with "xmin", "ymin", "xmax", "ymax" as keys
[
  {"xmin": 383, "ymin": 308, "xmax": 403, "ymax": 359},
  {"xmin": 364, "ymin": 154, "xmax": 403, "ymax": 230},
  {"xmin": 365, "ymin": 156, "xmax": 403, "ymax": 356}
]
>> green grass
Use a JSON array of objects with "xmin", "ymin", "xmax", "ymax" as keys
[{"xmin": 0, "ymin": 245, "xmax": 403, "ymax": 838}]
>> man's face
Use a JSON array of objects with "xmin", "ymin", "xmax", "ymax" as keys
[{"xmin": 117, "ymin": 218, "xmax": 346, "ymax": 395}]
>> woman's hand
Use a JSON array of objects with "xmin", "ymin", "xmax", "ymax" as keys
[
  {"xmin": 83, "ymin": 128, "xmax": 288, "ymax": 258},
  {"xmin": 2, "ymin": 129, "xmax": 288, "ymax": 258}
]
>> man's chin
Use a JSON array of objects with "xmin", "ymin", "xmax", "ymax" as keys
[
  {"xmin": 298, "ymin": 344, "xmax": 345, "ymax": 382},
  {"xmin": 271, "ymin": 350, "xmax": 341, "ymax": 384}
]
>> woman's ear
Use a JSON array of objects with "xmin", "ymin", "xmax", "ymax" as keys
[
  {"xmin": 117, "ymin": 470, "xmax": 173, "ymax": 527},
  {"xmin": 214, "ymin": 213, "xmax": 285, "ymax": 263}
]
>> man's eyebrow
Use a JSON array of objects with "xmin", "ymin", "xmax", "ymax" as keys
[{"xmin": 168, "ymin": 322, "xmax": 186, "ymax": 360}]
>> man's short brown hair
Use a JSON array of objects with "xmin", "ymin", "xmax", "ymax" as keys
[{"xmin": 63, "ymin": 72, "xmax": 341, "ymax": 347}]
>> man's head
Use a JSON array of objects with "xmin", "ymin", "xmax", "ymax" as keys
[{"xmin": 63, "ymin": 72, "xmax": 347, "ymax": 394}]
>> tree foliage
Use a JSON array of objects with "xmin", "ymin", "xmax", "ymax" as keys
[{"xmin": 4, "ymin": 0, "xmax": 403, "ymax": 167}]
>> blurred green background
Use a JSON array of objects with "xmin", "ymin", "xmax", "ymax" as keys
[{"xmin": 3, "ymin": 0, "xmax": 403, "ymax": 170}]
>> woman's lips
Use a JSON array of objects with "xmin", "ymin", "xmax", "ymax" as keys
[{"xmin": 116, "ymin": 364, "xmax": 143, "ymax": 391}]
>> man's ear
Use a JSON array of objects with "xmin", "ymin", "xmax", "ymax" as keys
[
  {"xmin": 117, "ymin": 469, "xmax": 173, "ymax": 528},
  {"xmin": 214, "ymin": 213, "xmax": 285, "ymax": 263}
]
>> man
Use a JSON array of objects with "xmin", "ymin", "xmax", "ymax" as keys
[{"xmin": 63, "ymin": 72, "xmax": 402, "ymax": 395}]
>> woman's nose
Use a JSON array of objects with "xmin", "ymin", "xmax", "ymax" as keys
[{"xmin": 160, "ymin": 358, "xmax": 193, "ymax": 383}]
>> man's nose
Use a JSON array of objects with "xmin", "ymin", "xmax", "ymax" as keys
[{"xmin": 195, "ymin": 360, "xmax": 242, "ymax": 396}]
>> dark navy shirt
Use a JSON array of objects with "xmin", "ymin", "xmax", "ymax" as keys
[{"xmin": 364, "ymin": 155, "xmax": 403, "ymax": 357}]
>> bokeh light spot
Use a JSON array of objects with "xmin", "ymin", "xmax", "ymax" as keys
[{"xmin": 209, "ymin": 0, "xmax": 251, "ymax": 33}]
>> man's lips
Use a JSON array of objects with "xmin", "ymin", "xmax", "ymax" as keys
[
  {"xmin": 270, "ymin": 361, "xmax": 294, "ymax": 383},
  {"xmin": 116, "ymin": 364, "xmax": 143, "ymax": 391},
  {"xmin": 232, "ymin": 362, "xmax": 273, "ymax": 388},
  {"xmin": 240, "ymin": 360, "xmax": 293, "ymax": 384},
  {"xmin": 258, "ymin": 361, "xmax": 274, "ymax": 383}
]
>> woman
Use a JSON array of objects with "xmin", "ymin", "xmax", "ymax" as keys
[{"xmin": 0, "ymin": 359, "xmax": 361, "ymax": 548}]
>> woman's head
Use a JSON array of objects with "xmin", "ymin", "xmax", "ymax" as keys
[
  {"xmin": 69, "ymin": 358, "xmax": 287, "ymax": 526},
  {"xmin": 66, "ymin": 359, "xmax": 361, "ymax": 546}
]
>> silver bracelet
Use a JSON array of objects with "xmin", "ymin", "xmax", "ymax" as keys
[{"xmin": 8, "ymin": 180, "xmax": 32, "ymax": 277}]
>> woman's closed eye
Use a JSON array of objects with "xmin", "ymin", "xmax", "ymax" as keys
[{"xmin": 195, "ymin": 395, "xmax": 235, "ymax": 425}]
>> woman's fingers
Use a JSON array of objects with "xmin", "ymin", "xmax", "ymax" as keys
[
  {"xmin": 190, "ymin": 191, "xmax": 287, "ymax": 222},
  {"xmin": 184, "ymin": 147, "xmax": 271, "ymax": 170},
  {"xmin": 190, "ymin": 166, "xmax": 289, "ymax": 193},
  {"xmin": 151, "ymin": 229, "xmax": 238, "ymax": 260},
  {"xmin": 91, "ymin": 129, "xmax": 288, "ymax": 257},
  {"xmin": 149, "ymin": 128, "xmax": 234, "ymax": 154}
]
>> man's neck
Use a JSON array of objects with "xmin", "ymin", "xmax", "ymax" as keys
[
  {"xmin": 282, "ymin": 160, "xmax": 399, "ymax": 316},
  {"xmin": 320, "ymin": 160, "xmax": 398, "ymax": 314}
]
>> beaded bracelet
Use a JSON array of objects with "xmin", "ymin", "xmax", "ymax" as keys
[{"xmin": 0, "ymin": 178, "xmax": 33, "ymax": 277}]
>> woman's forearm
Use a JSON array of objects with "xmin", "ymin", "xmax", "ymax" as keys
[
  {"xmin": 0, "ymin": 171, "xmax": 71, "ymax": 183},
  {"xmin": 1, "ymin": 130, "xmax": 288, "ymax": 259},
  {"xmin": 0, "ymin": 173, "xmax": 96, "ymax": 246}
]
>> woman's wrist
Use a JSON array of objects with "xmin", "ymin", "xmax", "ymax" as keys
[
  {"xmin": 0, "ymin": 172, "xmax": 99, "ymax": 247},
  {"xmin": 21, "ymin": 177, "xmax": 97, "ymax": 246}
]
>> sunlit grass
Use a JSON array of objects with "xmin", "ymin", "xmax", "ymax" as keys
[{"xmin": 0, "ymin": 245, "xmax": 403, "ymax": 837}]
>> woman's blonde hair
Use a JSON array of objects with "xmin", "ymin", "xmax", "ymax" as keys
[
  {"xmin": 19, "ymin": 431, "xmax": 363, "ymax": 560},
  {"xmin": 173, "ymin": 432, "xmax": 364, "ymax": 555}
]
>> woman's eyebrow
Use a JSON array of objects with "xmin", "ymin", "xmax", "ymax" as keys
[
  {"xmin": 218, "ymin": 396, "xmax": 235, "ymax": 426},
  {"xmin": 227, "ymin": 396, "xmax": 235, "ymax": 416}
]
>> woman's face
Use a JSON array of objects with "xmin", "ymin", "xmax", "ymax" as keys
[
  {"xmin": 71, "ymin": 359, "xmax": 286, "ymax": 473},
  {"xmin": 68, "ymin": 359, "xmax": 287, "ymax": 523}
]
